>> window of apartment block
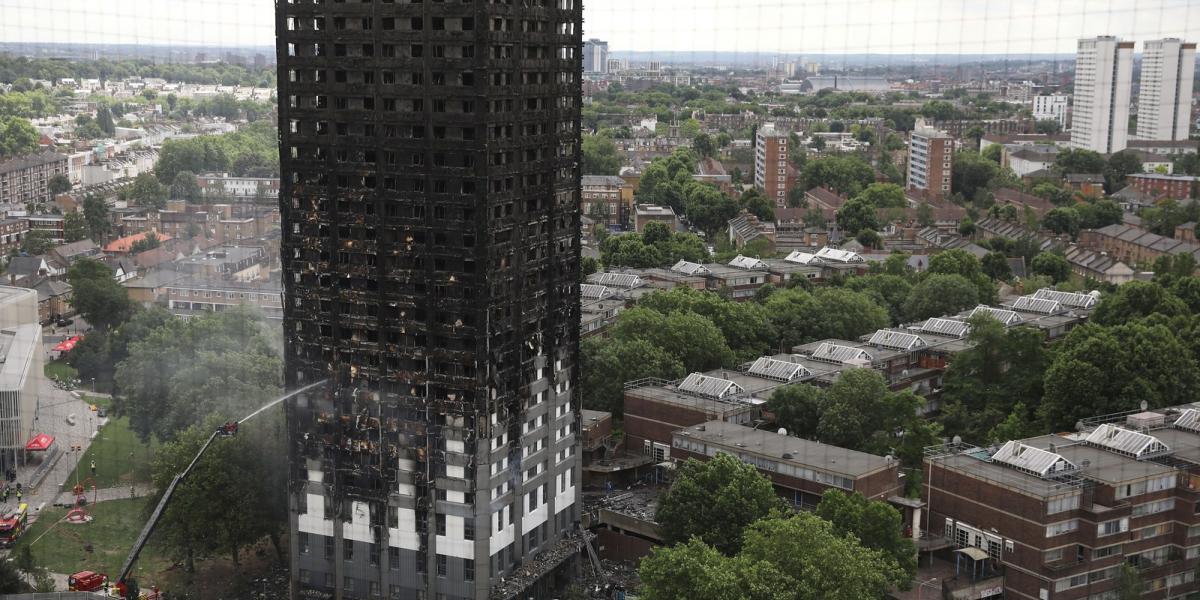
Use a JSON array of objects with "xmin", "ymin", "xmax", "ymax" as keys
[{"xmin": 1097, "ymin": 518, "xmax": 1129, "ymax": 537}]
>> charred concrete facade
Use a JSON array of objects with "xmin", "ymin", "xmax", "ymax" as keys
[{"xmin": 275, "ymin": 1, "xmax": 584, "ymax": 599}]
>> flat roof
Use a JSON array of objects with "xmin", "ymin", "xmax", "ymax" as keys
[
  {"xmin": 581, "ymin": 410, "xmax": 611, "ymax": 424},
  {"xmin": 628, "ymin": 384, "xmax": 761, "ymax": 414},
  {"xmin": 0, "ymin": 324, "xmax": 39, "ymax": 393},
  {"xmin": 675, "ymin": 420, "xmax": 896, "ymax": 479},
  {"xmin": 936, "ymin": 451, "xmax": 1083, "ymax": 499},
  {"xmin": 175, "ymin": 246, "xmax": 263, "ymax": 266},
  {"xmin": 1024, "ymin": 435, "xmax": 1175, "ymax": 486}
]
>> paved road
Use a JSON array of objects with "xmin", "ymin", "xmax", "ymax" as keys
[{"xmin": 5, "ymin": 322, "xmax": 104, "ymax": 520}]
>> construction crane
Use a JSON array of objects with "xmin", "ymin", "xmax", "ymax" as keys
[{"xmin": 110, "ymin": 380, "xmax": 328, "ymax": 599}]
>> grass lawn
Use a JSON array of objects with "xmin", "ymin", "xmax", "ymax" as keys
[
  {"xmin": 12, "ymin": 498, "xmax": 172, "ymax": 580},
  {"xmin": 63, "ymin": 416, "xmax": 158, "ymax": 490},
  {"xmin": 44, "ymin": 360, "xmax": 77, "ymax": 383},
  {"xmin": 81, "ymin": 394, "xmax": 114, "ymax": 411}
]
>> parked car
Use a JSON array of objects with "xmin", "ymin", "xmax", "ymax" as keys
[{"xmin": 55, "ymin": 318, "xmax": 74, "ymax": 327}]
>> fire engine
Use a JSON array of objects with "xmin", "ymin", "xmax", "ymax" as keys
[{"xmin": 0, "ymin": 503, "xmax": 28, "ymax": 547}]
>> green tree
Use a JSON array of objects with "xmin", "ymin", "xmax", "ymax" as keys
[
  {"xmin": 95, "ymin": 106, "xmax": 116, "ymax": 136},
  {"xmin": 611, "ymin": 307, "xmax": 735, "ymax": 373},
  {"xmin": 981, "ymin": 143, "xmax": 1003, "ymax": 164},
  {"xmin": 845, "ymin": 274, "xmax": 914, "ymax": 325},
  {"xmin": 904, "ymin": 273, "xmax": 980, "ymax": 320},
  {"xmin": 1174, "ymin": 152, "xmax": 1200, "ymax": 176},
  {"xmin": 1054, "ymin": 147, "xmax": 1106, "ymax": 175},
  {"xmin": 815, "ymin": 490, "xmax": 917, "ymax": 585},
  {"xmin": 637, "ymin": 287, "xmax": 773, "ymax": 361},
  {"xmin": 130, "ymin": 232, "xmax": 162, "ymax": 254},
  {"xmin": 856, "ymin": 183, "xmax": 907, "ymax": 208},
  {"xmin": 916, "ymin": 202, "xmax": 935, "ymax": 227},
  {"xmin": 151, "ymin": 417, "xmax": 286, "ymax": 571},
  {"xmin": 1104, "ymin": 150, "xmax": 1144, "ymax": 192},
  {"xmin": 63, "ymin": 211, "xmax": 88, "ymax": 243},
  {"xmin": 581, "ymin": 134, "xmax": 622, "ymax": 176},
  {"xmin": 580, "ymin": 337, "xmax": 685, "ymax": 415},
  {"xmin": 128, "ymin": 172, "xmax": 168, "ymax": 209},
  {"xmin": 940, "ymin": 315, "xmax": 1047, "ymax": 441},
  {"xmin": 170, "ymin": 170, "xmax": 202, "ymax": 202},
  {"xmin": 638, "ymin": 540, "xmax": 744, "ymax": 600},
  {"xmin": 0, "ymin": 116, "xmax": 39, "ymax": 158},
  {"xmin": 1040, "ymin": 320, "xmax": 1199, "ymax": 430},
  {"xmin": 19, "ymin": 229, "xmax": 53, "ymax": 255},
  {"xmin": 580, "ymin": 256, "xmax": 598, "ymax": 281},
  {"xmin": 800, "ymin": 155, "xmax": 876, "ymax": 197},
  {"xmin": 856, "ymin": 228, "xmax": 882, "ymax": 249},
  {"xmin": 1032, "ymin": 182, "xmax": 1074, "ymax": 206},
  {"xmin": 82, "ymin": 195, "xmax": 111, "ymax": 241},
  {"xmin": 693, "ymin": 133, "xmax": 716, "ymax": 158},
  {"xmin": 1034, "ymin": 119, "xmax": 1062, "ymax": 134},
  {"xmin": 836, "ymin": 197, "xmax": 880, "ymax": 237},
  {"xmin": 0, "ymin": 557, "xmax": 29, "ymax": 593},
  {"xmin": 928, "ymin": 248, "xmax": 995, "ymax": 303},
  {"xmin": 1031, "ymin": 252, "xmax": 1071, "ymax": 283},
  {"xmin": 951, "ymin": 151, "xmax": 1000, "ymax": 200},
  {"xmin": 1042, "ymin": 207, "xmax": 1080, "ymax": 237},
  {"xmin": 981, "ymin": 251, "xmax": 1012, "ymax": 281},
  {"xmin": 767, "ymin": 384, "xmax": 825, "ymax": 438},
  {"xmin": 114, "ymin": 308, "xmax": 282, "ymax": 440},
  {"xmin": 988, "ymin": 402, "xmax": 1038, "ymax": 443},
  {"xmin": 739, "ymin": 188, "xmax": 776, "ymax": 222},
  {"xmin": 47, "ymin": 174, "xmax": 71, "ymax": 195},
  {"xmin": 684, "ymin": 182, "xmax": 739, "ymax": 238},
  {"xmin": 1114, "ymin": 563, "xmax": 1144, "ymax": 600},
  {"xmin": 765, "ymin": 288, "xmax": 889, "ymax": 350},
  {"xmin": 600, "ymin": 235, "xmax": 664, "ymax": 268},
  {"xmin": 1075, "ymin": 199, "xmax": 1123, "ymax": 230},
  {"xmin": 68, "ymin": 258, "xmax": 135, "ymax": 331},
  {"xmin": 1091, "ymin": 281, "xmax": 1188, "ymax": 326},
  {"xmin": 803, "ymin": 206, "xmax": 827, "ymax": 229},
  {"xmin": 656, "ymin": 453, "xmax": 783, "ymax": 555},
  {"xmin": 738, "ymin": 514, "xmax": 907, "ymax": 599},
  {"xmin": 957, "ymin": 216, "xmax": 976, "ymax": 238}
]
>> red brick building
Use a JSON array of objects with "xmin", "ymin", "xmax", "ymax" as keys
[
  {"xmin": 926, "ymin": 411, "xmax": 1200, "ymax": 600},
  {"xmin": 1128, "ymin": 173, "xmax": 1200, "ymax": 200},
  {"xmin": 756, "ymin": 124, "xmax": 794, "ymax": 207},
  {"xmin": 672, "ymin": 420, "xmax": 902, "ymax": 508}
]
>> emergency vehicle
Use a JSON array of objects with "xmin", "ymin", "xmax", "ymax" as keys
[{"xmin": 0, "ymin": 503, "xmax": 28, "ymax": 547}]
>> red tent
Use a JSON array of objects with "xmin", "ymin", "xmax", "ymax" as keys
[
  {"xmin": 52, "ymin": 336, "xmax": 82, "ymax": 353},
  {"xmin": 25, "ymin": 434, "xmax": 54, "ymax": 451}
]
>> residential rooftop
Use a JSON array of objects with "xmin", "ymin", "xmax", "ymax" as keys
[{"xmin": 675, "ymin": 420, "xmax": 898, "ymax": 479}]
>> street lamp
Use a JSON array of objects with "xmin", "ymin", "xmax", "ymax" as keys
[
  {"xmin": 91, "ymin": 378, "xmax": 95, "ymax": 393},
  {"xmin": 915, "ymin": 577, "xmax": 939, "ymax": 600}
]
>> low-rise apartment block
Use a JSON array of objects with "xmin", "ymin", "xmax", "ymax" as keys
[
  {"xmin": 925, "ymin": 406, "xmax": 1200, "ymax": 600},
  {"xmin": 0, "ymin": 153, "xmax": 68, "ymax": 208},
  {"xmin": 672, "ymin": 420, "xmax": 903, "ymax": 507}
]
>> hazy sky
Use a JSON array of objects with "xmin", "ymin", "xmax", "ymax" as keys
[{"xmin": 1, "ymin": 0, "xmax": 1198, "ymax": 55}]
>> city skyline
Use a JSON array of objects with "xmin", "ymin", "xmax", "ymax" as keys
[{"xmin": 1, "ymin": 0, "xmax": 1198, "ymax": 56}]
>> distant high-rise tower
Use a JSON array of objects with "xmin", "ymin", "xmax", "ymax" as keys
[
  {"xmin": 276, "ymin": 1, "xmax": 584, "ymax": 599},
  {"xmin": 755, "ymin": 123, "xmax": 792, "ymax": 207},
  {"xmin": 907, "ymin": 121, "xmax": 954, "ymax": 201},
  {"xmin": 1071, "ymin": 36, "xmax": 1134, "ymax": 153},
  {"xmin": 1136, "ymin": 38, "xmax": 1196, "ymax": 141},
  {"xmin": 583, "ymin": 39, "xmax": 609, "ymax": 74}
]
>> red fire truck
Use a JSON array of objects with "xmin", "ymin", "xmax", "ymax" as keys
[
  {"xmin": 68, "ymin": 571, "xmax": 107, "ymax": 592},
  {"xmin": 0, "ymin": 503, "xmax": 28, "ymax": 547}
]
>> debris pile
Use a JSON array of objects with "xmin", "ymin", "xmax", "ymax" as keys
[
  {"xmin": 593, "ymin": 488, "xmax": 661, "ymax": 523},
  {"xmin": 490, "ymin": 530, "xmax": 593, "ymax": 600}
]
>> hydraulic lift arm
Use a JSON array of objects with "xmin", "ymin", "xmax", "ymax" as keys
[{"xmin": 115, "ymin": 429, "xmax": 221, "ymax": 585}]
